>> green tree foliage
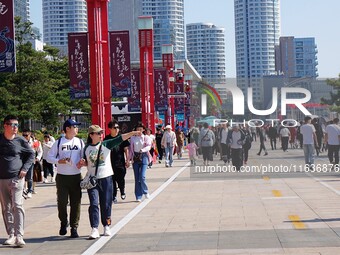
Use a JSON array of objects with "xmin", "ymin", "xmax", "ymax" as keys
[
  {"xmin": 0, "ymin": 17, "xmax": 90, "ymax": 129},
  {"xmin": 321, "ymin": 74, "xmax": 340, "ymax": 113}
]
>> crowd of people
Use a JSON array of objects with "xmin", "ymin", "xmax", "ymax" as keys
[
  {"xmin": 0, "ymin": 115, "xmax": 190, "ymax": 246},
  {"xmin": 188, "ymin": 117, "xmax": 340, "ymax": 172},
  {"xmin": 1, "ymin": 114, "xmax": 339, "ymax": 247}
]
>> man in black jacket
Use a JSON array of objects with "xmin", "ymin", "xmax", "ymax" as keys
[{"xmin": 0, "ymin": 115, "xmax": 34, "ymax": 247}]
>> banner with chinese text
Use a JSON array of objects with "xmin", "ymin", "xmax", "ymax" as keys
[
  {"xmin": 128, "ymin": 69, "xmax": 141, "ymax": 112},
  {"xmin": 174, "ymin": 81, "xmax": 184, "ymax": 114},
  {"xmin": 154, "ymin": 68, "xmax": 168, "ymax": 112},
  {"xmin": 68, "ymin": 33, "xmax": 90, "ymax": 99},
  {"xmin": 110, "ymin": 31, "xmax": 131, "ymax": 97},
  {"xmin": 0, "ymin": 0, "xmax": 16, "ymax": 72}
]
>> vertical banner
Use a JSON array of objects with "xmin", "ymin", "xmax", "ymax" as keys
[
  {"xmin": 174, "ymin": 81, "xmax": 184, "ymax": 114},
  {"xmin": 68, "ymin": 33, "xmax": 90, "ymax": 99},
  {"xmin": 128, "ymin": 69, "xmax": 141, "ymax": 112},
  {"xmin": 0, "ymin": 0, "xmax": 15, "ymax": 72},
  {"xmin": 110, "ymin": 31, "xmax": 131, "ymax": 97},
  {"xmin": 154, "ymin": 68, "xmax": 168, "ymax": 111}
]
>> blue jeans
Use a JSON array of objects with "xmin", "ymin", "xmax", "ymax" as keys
[
  {"xmin": 132, "ymin": 154, "xmax": 149, "ymax": 200},
  {"xmin": 87, "ymin": 176, "xmax": 113, "ymax": 228},
  {"xmin": 303, "ymin": 144, "xmax": 315, "ymax": 166},
  {"xmin": 25, "ymin": 163, "xmax": 34, "ymax": 193},
  {"xmin": 164, "ymin": 147, "xmax": 173, "ymax": 166}
]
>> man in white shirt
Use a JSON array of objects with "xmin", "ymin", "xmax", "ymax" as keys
[
  {"xmin": 227, "ymin": 125, "xmax": 244, "ymax": 171},
  {"xmin": 47, "ymin": 119, "xmax": 84, "ymax": 238},
  {"xmin": 219, "ymin": 123, "xmax": 229, "ymax": 164},
  {"xmin": 325, "ymin": 118, "xmax": 340, "ymax": 167},
  {"xmin": 279, "ymin": 126, "xmax": 291, "ymax": 152},
  {"xmin": 300, "ymin": 116, "xmax": 319, "ymax": 169}
]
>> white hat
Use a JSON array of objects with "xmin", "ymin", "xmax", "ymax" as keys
[{"xmin": 165, "ymin": 125, "xmax": 172, "ymax": 129}]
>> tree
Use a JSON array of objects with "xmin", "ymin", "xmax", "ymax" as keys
[
  {"xmin": 321, "ymin": 75, "xmax": 340, "ymax": 113},
  {"xmin": 0, "ymin": 17, "xmax": 91, "ymax": 130}
]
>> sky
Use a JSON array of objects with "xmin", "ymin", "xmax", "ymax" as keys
[{"xmin": 30, "ymin": 0, "xmax": 340, "ymax": 78}]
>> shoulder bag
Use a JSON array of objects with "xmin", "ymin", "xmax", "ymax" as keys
[{"xmin": 80, "ymin": 144, "xmax": 102, "ymax": 190}]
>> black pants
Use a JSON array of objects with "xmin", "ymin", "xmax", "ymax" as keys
[
  {"xmin": 231, "ymin": 148, "xmax": 243, "ymax": 170},
  {"xmin": 113, "ymin": 167, "xmax": 127, "ymax": 198},
  {"xmin": 282, "ymin": 137, "xmax": 289, "ymax": 151},
  {"xmin": 243, "ymin": 145, "xmax": 251, "ymax": 162},
  {"xmin": 56, "ymin": 173, "xmax": 82, "ymax": 229},
  {"xmin": 156, "ymin": 143, "xmax": 163, "ymax": 160},
  {"xmin": 43, "ymin": 159, "xmax": 54, "ymax": 178},
  {"xmin": 270, "ymin": 138, "xmax": 276, "ymax": 150},
  {"xmin": 221, "ymin": 143, "xmax": 229, "ymax": 163},
  {"xmin": 201, "ymin": 146, "xmax": 213, "ymax": 162},
  {"xmin": 258, "ymin": 141, "xmax": 267, "ymax": 155},
  {"xmin": 328, "ymin": 144, "xmax": 340, "ymax": 165}
]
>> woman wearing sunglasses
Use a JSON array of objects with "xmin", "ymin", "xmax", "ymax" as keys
[{"xmin": 79, "ymin": 125, "xmax": 140, "ymax": 239}]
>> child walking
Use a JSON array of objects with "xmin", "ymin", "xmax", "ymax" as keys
[{"xmin": 186, "ymin": 137, "xmax": 199, "ymax": 166}]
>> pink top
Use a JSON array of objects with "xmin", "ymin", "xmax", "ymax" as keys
[{"xmin": 186, "ymin": 143, "xmax": 198, "ymax": 157}]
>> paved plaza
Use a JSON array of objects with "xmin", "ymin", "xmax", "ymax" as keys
[{"xmin": 1, "ymin": 141, "xmax": 340, "ymax": 254}]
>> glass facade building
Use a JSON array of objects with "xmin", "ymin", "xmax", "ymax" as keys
[
  {"xmin": 186, "ymin": 23, "xmax": 226, "ymax": 85},
  {"xmin": 234, "ymin": 0, "xmax": 280, "ymax": 103},
  {"xmin": 43, "ymin": 0, "xmax": 87, "ymax": 56}
]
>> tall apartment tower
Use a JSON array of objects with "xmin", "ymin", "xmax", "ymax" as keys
[
  {"xmin": 275, "ymin": 36, "xmax": 318, "ymax": 78},
  {"xmin": 108, "ymin": 0, "xmax": 142, "ymax": 62},
  {"xmin": 234, "ymin": 0, "xmax": 280, "ymax": 103},
  {"xmin": 186, "ymin": 23, "xmax": 226, "ymax": 85},
  {"xmin": 14, "ymin": 0, "xmax": 30, "ymax": 22},
  {"xmin": 42, "ymin": 0, "xmax": 87, "ymax": 56},
  {"xmin": 142, "ymin": 0, "xmax": 185, "ymax": 61}
]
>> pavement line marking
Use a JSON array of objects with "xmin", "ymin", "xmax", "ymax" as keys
[
  {"xmin": 272, "ymin": 190, "xmax": 282, "ymax": 197},
  {"xmin": 81, "ymin": 162, "xmax": 190, "ymax": 255},
  {"xmin": 288, "ymin": 215, "xmax": 306, "ymax": 229},
  {"xmin": 306, "ymin": 172, "xmax": 340, "ymax": 196},
  {"xmin": 263, "ymin": 176, "xmax": 270, "ymax": 181},
  {"xmin": 262, "ymin": 196, "xmax": 299, "ymax": 200}
]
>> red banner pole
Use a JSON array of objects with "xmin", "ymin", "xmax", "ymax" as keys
[
  {"xmin": 138, "ymin": 17, "xmax": 155, "ymax": 133},
  {"xmin": 86, "ymin": 0, "xmax": 111, "ymax": 133}
]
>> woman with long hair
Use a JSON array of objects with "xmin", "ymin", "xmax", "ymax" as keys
[{"xmin": 128, "ymin": 123, "xmax": 153, "ymax": 202}]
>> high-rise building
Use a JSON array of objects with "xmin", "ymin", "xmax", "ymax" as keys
[
  {"xmin": 42, "ymin": 0, "xmax": 87, "ymax": 55},
  {"xmin": 14, "ymin": 0, "xmax": 30, "ymax": 22},
  {"xmin": 108, "ymin": 0, "xmax": 142, "ymax": 62},
  {"xmin": 234, "ymin": 0, "xmax": 280, "ymax": 103},
  {"xmin": 142, "ymin": 0, "xmax": 185, "ymax": 61},
  {"xmin": 275, "ymin": 36, "xmax": 318, "ymax": 78},
  {"xmin": 186, "ymin": 23, "xmax": 226, "ymax": 85}
]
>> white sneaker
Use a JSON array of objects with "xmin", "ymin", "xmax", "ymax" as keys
[
  {"xmin": 103, "ymin": 226, "xmax": 111, "ymax": 236},
  {"xmin": 27, "ymin": 192, "xmax": 32, "ymax": 198},
  {"xmin": 145, "ymin": 193, "xmax": 150, "ymax": 199},
  {"xmin": 15, "ymin": 235, "xmax": 25, "ymax": 247},
  {"xmin": 43, "ymin": 178, "xmax": 49, "ymax": 183},
  {"xmin": 89, "ymin": 228, "xmax": 100, "ymax": 239},
  {"xmin": 3, "ymin": 234, "xmax": 15, "ymax": 245}
]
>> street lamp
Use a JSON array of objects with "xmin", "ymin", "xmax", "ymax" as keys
[
  {"xmin": 162, "ymin": 44, "xmax": 174, "ymax": 128},
  {"xmin": 138, "ymin": 16, "xmax": 155, "ymax": 133}
]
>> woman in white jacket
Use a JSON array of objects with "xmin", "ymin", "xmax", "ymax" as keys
[{"xmin": 161, "ymin": 125, "xmax": 177, "ymax": 167}]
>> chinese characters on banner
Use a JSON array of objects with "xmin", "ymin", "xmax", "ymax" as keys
[
  {"xmin": 154, "ymin": 68, "xmax": 168, "ymax": 111},
  {"xmin": 109, "ymin": 31, "xmax": 131, "ymax": 97},
  {"xmin": 174, "ymin": 81, "xmax": 184, "ymax": 114},
  {"xmin": 68, "ymin": 33, "xmax": 90, "ymax": 99},
  {"xmin": 0, "ymin": 0, "xmax": 15, "ymax": 72},
  {"xmin": 128, "ymin": 69, "xmax": 141, "ymax": 112}
]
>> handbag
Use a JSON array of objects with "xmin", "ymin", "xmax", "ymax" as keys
[
  {"xmin": 133, "ymin": 152, "xmax": 142, "ymax": 163},
  {"xmin": 80, "ymin": 144, "xmax": 102, "ymax": 190}
]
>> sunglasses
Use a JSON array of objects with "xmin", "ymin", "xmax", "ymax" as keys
[
  {"xmin": 113, "ymin": 126, "xmax": 119, "ymax": 129},
  {"xmin": 6, "ymin": 122, "xmax": 19, "ymax": 127},
  {"xmin": 90, "ymin": 132, "xmax": 103, "ymax": 135},
  {"xmin": 23, "ymin": 134, "xmax": 29, "ymax": 137}
]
